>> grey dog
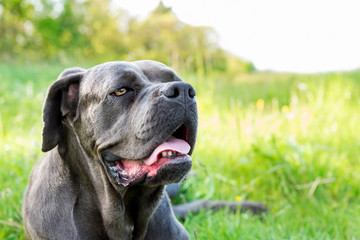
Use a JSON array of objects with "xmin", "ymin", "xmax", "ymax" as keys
[{"xmin": 22, "ymin": 60, "xmax": 266, "ymax": 240}]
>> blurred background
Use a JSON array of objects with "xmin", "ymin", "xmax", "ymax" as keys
[
  {"xmin": 0, "ymin": 0, "xmax": 359, "ymax": 239},
  {"xmin": 0, "ymin": 0, "xmax": 256, "ymax": 73}
]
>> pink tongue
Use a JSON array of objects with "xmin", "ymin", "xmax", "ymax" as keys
[{"xmin": 144, "ymin": 136, "xmax": 190, "ymax": 166}]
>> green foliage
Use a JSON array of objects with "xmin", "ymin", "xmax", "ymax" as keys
[
  {"xmin": 0, "ymin": 62, "xmax": 64, "ymax": 239},
  {"xmin": 0, "ymin": 63, "xmax": 359, "ymax": 239},
  {"xmin": 176, "ymin": 70, "xmax": 360, "ymax": 239},
  {"xmin": 0, "ymin": 1, "xmax": 252, "ymax": 73},
  {"xmin": 0, "ymin": 0, "xmax": 34, "ymax": 59}
]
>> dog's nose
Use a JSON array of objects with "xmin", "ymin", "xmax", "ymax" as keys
[{"xmin": 163, "ymin": 82, "xmax": 196, "ymax": 104}]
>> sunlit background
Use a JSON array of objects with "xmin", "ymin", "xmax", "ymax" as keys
[
  {"xmin": 115, "ymin": 0, "xmax": 360, "ymax": 73},
  {"xmin": 0, "ymin": 0, "xmax": 360, "ymax": 239}
]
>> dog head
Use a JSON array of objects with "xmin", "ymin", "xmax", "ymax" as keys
[{"xmin": 41, "ymin": 60, "xmax": 198, "ymax": 188}]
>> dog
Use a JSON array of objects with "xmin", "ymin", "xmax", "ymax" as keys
[{"xmin": 22, "ymin": 60, "xmax": 266, "ymax": 240}]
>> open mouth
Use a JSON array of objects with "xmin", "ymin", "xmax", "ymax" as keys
[{"xmin": 102, "ymin": 125, "xmax": 192, "ymax": 187}]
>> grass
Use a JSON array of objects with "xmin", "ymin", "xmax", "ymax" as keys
[{"xmin": 1, "ymin": 62, "xmax": 359, "ymax": 239}]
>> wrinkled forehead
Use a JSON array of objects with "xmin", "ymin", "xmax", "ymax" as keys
[
  {"xmin": 133, "ymin": 60, "xmax": 182, "ymax": 83},
  {"xmin": 81, "ymin": 61, "xmax": 182, "ymax": 94}
]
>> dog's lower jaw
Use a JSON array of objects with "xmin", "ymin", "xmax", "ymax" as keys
[
  {"xmin": 103, "ymin": 155, "xmax": 192, "ymax": 188},
  {"xmin": 102, "ymin": 135, "xmax": 193, "ymax": 187},
  {"xmin": 143, "ymin": 156, "xmax": 192, "ymax": 186}
]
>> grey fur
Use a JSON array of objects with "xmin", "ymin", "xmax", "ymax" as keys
[{"xmin": 22, "ymin": 61, "xmax": 197, "ymax": 240}]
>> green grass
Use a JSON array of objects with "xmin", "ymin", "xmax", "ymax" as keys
[{"xmin": 1, "ymin": 62, "xmax": 360, "ymax": 239}]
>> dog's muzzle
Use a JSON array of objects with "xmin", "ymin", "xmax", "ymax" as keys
[{"xmin": 102, "ymin": 82, "xmax": 197, "ymax": 187}]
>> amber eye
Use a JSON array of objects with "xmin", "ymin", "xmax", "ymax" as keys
[{"xmin": 111, "ymin": 88, "xmax": 127, "ymax": 96}]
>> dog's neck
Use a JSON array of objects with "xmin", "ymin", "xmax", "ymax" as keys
[{"xmin": 58, "ymin": 121, "xmax": 165, "ymax": 239}]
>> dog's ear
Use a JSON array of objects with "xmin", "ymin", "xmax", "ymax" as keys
[{"xmin": 41, "ymin": 67, "xmax": 86, "ymax": 152}]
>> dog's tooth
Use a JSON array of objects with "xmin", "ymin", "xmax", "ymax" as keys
[{"xmin": 160, "ymin": 151, "xmax": 176, "ymax": 158}]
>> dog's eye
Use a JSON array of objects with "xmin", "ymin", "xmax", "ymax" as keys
[{"xmin": 110, "ymin": 88, "xmax": 128, "ymax": 97}]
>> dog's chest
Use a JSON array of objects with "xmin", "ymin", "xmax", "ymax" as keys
[
  {"xmin": 106, "ymin": 224, "xmax": 134, "ymax": 240},
  {"xmin": 103, "ymin": 208, "xmax": 139, "ymax": 240}
]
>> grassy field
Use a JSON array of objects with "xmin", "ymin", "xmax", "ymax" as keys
[{"xmin": 0, "ymin": 62, "xmax": 359, "ymax": 239}]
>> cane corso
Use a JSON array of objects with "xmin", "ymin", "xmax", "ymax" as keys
[{"xmin": 22, "ymin": 60, "xmax": 266, "ymax": 240}]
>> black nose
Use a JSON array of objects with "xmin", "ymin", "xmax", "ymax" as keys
[{"xmin": 163, "ymin": 82, "xmax": 196, "ymax": 104}]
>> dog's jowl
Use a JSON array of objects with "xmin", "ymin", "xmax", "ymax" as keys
[{"xmin": 22, "ymin": 61, "xmax": 198, "ymax": 240}]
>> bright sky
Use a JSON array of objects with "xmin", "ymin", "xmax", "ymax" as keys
[{"xmin": 114, "ymin": 0, "xmax": 360, "ymax": 73}]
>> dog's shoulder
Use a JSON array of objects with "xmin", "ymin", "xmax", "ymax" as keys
[{"xmin": 23, "ymin": 149, "xmax": 82, "ymax": 238}]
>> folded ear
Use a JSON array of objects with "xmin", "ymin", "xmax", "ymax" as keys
[{"xmin": 41, "ymin": 67, "xmax": 86, "ymax": 152}]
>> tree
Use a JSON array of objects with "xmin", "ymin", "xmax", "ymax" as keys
[{"xmin": 0, "ymin": 0, "xmax": 255, "ymax": 73}]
